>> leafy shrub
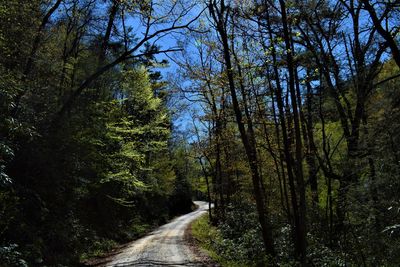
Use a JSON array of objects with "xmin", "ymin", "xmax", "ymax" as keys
[
  {"xmin": 80, "ymin": 238, "xmax": 118, "ymax": 260},
  {"xmin": 0, "ymin": 244, "xmax": 28, "ymax": 267},
  {"xmin": 192, "ymin": 201, "xmax": 272, "ymax": 266}
]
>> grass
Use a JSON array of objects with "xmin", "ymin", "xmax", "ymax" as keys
[
  {"xmin": 80, "ymin": 238, "xmax": 118, "ymax": 261},
  {"xmin": 191, "ymin": 214, "xmax": 248, "ymax": 267}
]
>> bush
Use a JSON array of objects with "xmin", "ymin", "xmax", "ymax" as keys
[
  {"xmin": 0, "ymin": 244, "xmax": 28, "ymax": 267},
  {"xmin": 192, "ymin": 210, "xmax": 271, "ymax": 267},
  {"xmin": 80, "ymin": 238, "xmax": 118, "ymax": 261}
]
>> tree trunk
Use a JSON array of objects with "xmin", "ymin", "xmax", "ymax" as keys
[
  {"xmin": 279, "ymin": 0, "xmax": 308, "ymax": 264},
  {"xmin": 208, "ymin": 0, "xmax": 276, "ymax": 256}
]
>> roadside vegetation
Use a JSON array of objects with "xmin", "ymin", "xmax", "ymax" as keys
[
  {"xmin": 0, "ymin": 1, "xmax": 201, "ymax": 266},
  {"xmin": 181, "ymin": 1, "xmax": 400, "ymax": 266},
  {"xmin": 192, "ymin": 212, "xmax": 271, "ymax": 267},
  {"xmin": 1, "ymin": 0, "xmax": 400, "ymax": 266}
]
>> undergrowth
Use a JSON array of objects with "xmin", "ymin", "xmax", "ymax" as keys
[{"xmin": 191, "ymin": 214, "xmax": 271, "ymax": 267}]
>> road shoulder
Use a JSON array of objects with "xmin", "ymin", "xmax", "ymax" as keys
[{"xmin": 184, "ymin": 215, "xmax": 220, "ymax": 267}]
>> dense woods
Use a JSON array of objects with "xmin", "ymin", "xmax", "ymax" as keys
[
  {"xmin": 177, "ymin": 0, "xmax": 400, "ymax": 266},
  {"xmin": 0, "ymin": 1, "xmax": 200, "ymax": 265},
  {"xmin": 1, "ymin": 0, "xmax": 399, "ymax": 266}
]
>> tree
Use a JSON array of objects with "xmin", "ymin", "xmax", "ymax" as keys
[{"xmin": 208, "ymin": 0, "xmax": 276, "ymax": 257}]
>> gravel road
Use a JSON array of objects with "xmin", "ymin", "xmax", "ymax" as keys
[{"xmin": 103, "ymin": 201, "xmax": 209, "ymax": 267}]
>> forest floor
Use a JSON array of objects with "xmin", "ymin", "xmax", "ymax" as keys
[{"xmin": 86, "ymin": 201, "xmax": 213, "ymax": 267}]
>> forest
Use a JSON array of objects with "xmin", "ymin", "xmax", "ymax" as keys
[{"xmin": 0, "ymin": 0, "xmax": 399, "ymax": 266}]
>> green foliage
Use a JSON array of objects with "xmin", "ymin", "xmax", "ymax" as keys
[
  {"xmin": 0, "ymin": 244, "xmax": 28, "ymax": 267},
  {"xmin": 80, "ymin": 238, "xmax": 118, "ymax": 260},
  {"xmin": 0, "ymin": 0, "xmax": 40, "ymax": 70},
  {"xmin": 1, "ymin": 0, "xmax": 398, "ymax": 266},
  {"xmin": 185, "ymin": 1, "xmax": 400, "ymax": 265},
  {"xmin": 0, "ymin": 1, "xmax": 193, "ymax": 264},
  {"xmin": 193, "ymin": 201, "xmax": 272, "ymax": 266},
  {"xmin": 193, "ymin": 210, "xmax": 278, "ymax": 267},
  {"xmin": 191, "ymin": 215, "xmax": 246, "ymax": 267},
  {"xmin": 168, "ymin": 143, "xmax": 196, "ymax": 215}
]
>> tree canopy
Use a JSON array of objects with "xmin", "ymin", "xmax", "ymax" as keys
[{"xmin": 1, "ymin": 0, "xmax": 400, "ymax": 266}]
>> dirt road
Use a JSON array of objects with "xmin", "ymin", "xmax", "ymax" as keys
[{"xmin": 103, "ymin": 201, "xmax": 209, "ymax": 267}]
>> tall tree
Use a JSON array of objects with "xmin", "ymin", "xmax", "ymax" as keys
[{"xmin": 208, "ymin": 0, "xmax": 276, "ymax": 256}]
